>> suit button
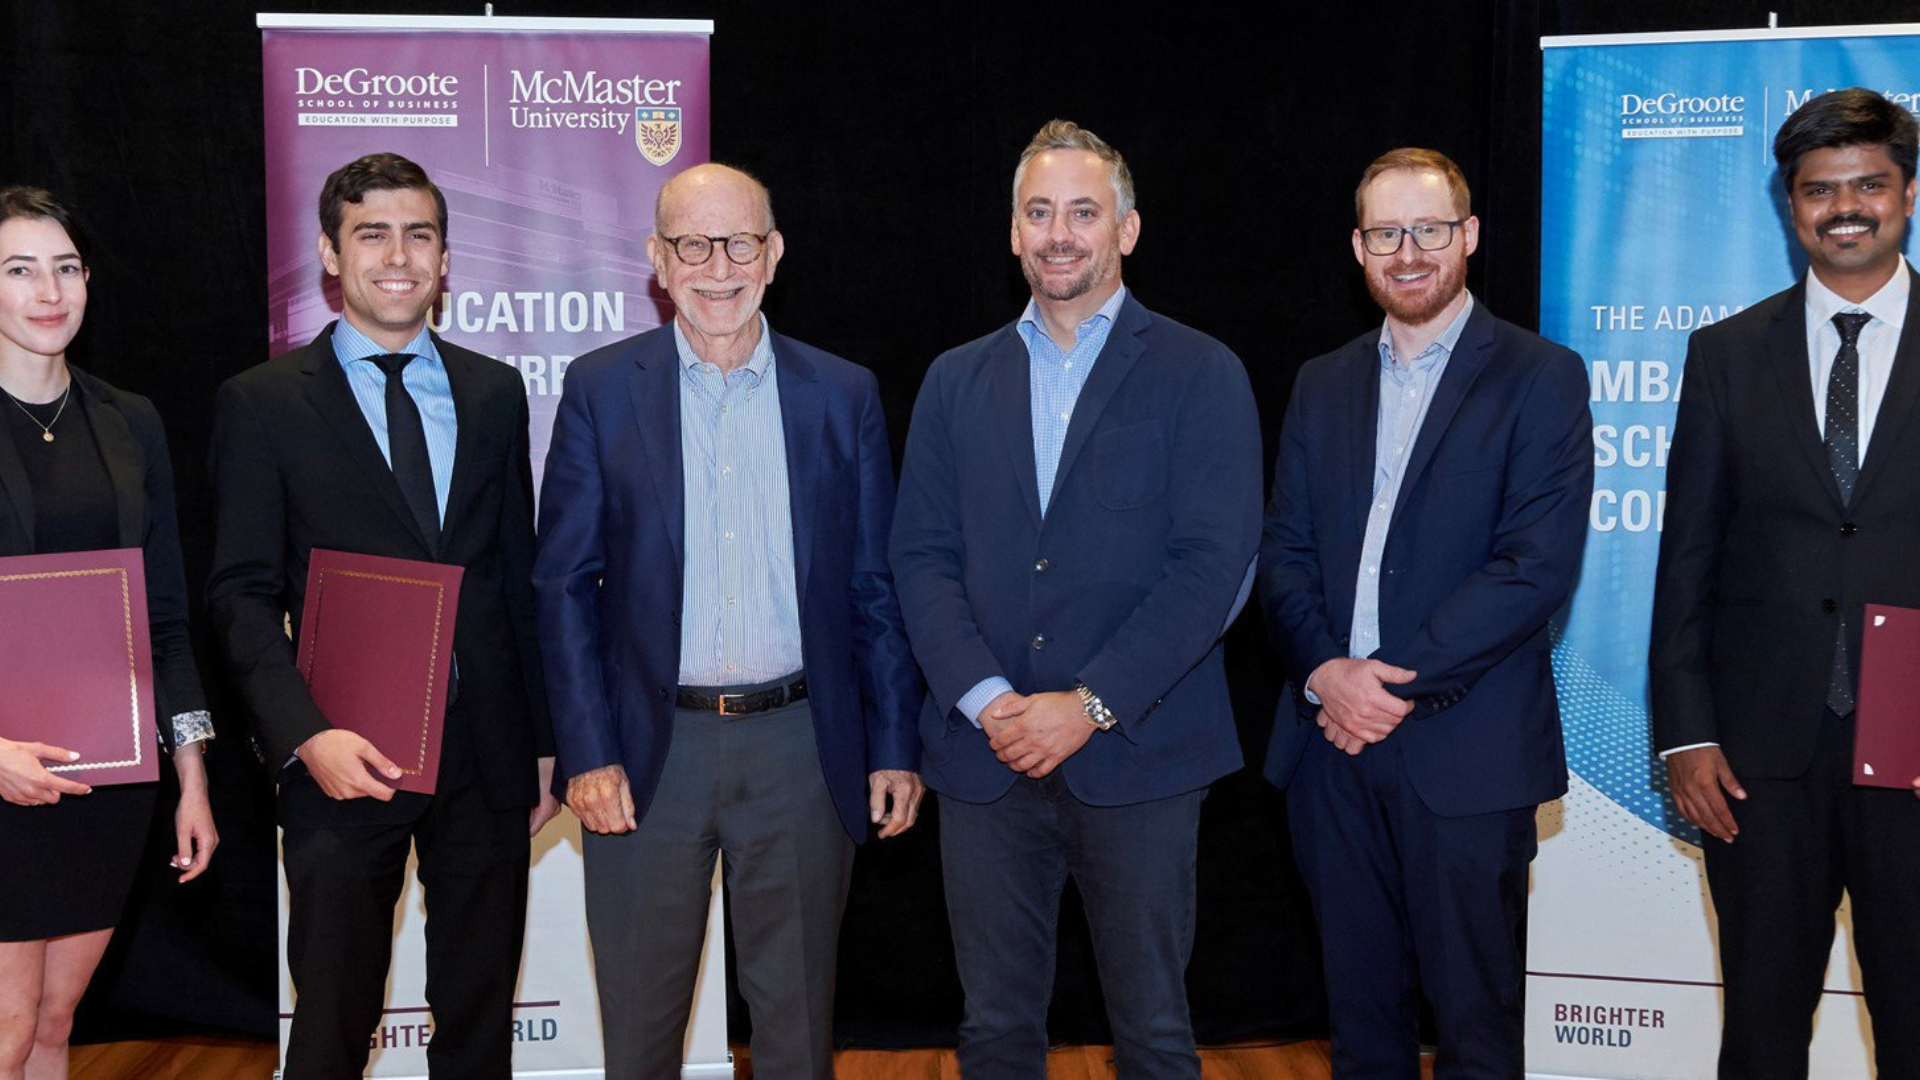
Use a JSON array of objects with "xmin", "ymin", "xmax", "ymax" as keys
[
  {"xmin": 1033, "ymin": 557, "xmax": 1050, "ymax": 572},
  {"xmin": 1031, "ymin": 634, "xmax": 1048, "ymax": 650},
  {"xmin": 658, "ymin": 687, "xmax": 670, "ymax": 700},
  {"xmin": 1841, "ymin": 522, "xmax": 1858, "ymax": 537},
  {"xmin": 1822, "ymin": 598, "xmax": 1838, "ymax": 613}
]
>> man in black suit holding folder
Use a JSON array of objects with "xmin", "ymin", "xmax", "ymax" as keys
[
  {"xmin": 206, "ymin": 153, "xmax": 557, "ymax": 1079},
  {"xmin": 1652, "ymin": 89, "xmax": 1920, "ymax": 1078}
]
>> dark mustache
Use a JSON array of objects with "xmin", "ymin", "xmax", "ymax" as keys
[{"xmin": 1818, "ymin": 212, "xmax": 1880, "ymax": 235}]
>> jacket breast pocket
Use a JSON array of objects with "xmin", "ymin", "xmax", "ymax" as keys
[{"xmin": 1093, "ymin": 420, "xmax": 1167, "ymax": 510}]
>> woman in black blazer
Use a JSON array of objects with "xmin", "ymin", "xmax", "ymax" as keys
[{"xmin": 0, "ymin": 187, "xmax": 217, "ymax": 1076}]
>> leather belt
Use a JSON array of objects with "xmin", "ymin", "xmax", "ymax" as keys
[{"xmin": 675, "ymin": 676, "xmax": 808, "ymax": 717}]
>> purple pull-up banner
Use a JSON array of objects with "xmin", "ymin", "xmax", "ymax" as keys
[{"xmin": 261, "ymin": 13, "xmax": 711, "ymax": 484}]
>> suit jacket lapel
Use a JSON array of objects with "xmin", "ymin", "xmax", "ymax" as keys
[
  {"xmin": 1763, "ymin": 283, "xmax": 1842, "ymax": 509},
  {"xmin": 987, "ymin": 327, "xmax": 1042, "ymax": 525},
  {"xmin": 1853, "ymin": 267, "xmax": 1920, "ymax": 507},
  {"xmin": 773, "ymin": 333, "xmax": 821, "ymax": 607},
  {"xmin": 299, "ymin": 326, "xmax": 437, "ymax": 555},
  {"xmin": 1048, "ymin": 296, "xmax": 1147, "ymax": 511},
  {"xmin": 0, "ymin": 406, "xmax": 33, "ymax": 552},
  {"xmin": 439, "ymin": 339, "xmax": 486, "ymax": 552},
  {"xmin": 1395, "ymin": 304, "xmax": 1493, "ymax": 513},
  {"xmin": 71, "ymin": 375, "xmax": 145, "ymax": 548},
  {"xmin": 628, "ymin": 330, "xmax": 685, "ymax": 575},
  {"xmin": 1346, "ymin": 337, "xmax": 1379, "ymax": 547}
]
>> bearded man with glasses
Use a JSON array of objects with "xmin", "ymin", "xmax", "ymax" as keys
[
  {"xmin": 1259, "ymin": 147, "xmax": 1592, "ymax": 1076},
  {"xmin": 534, "ymin": 163, "xmax": 924, "ymax": 1079}
]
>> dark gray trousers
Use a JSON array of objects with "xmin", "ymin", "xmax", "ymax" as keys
[{"xmin": 583, "ymin": 697, "xmax": 854, "ymax": 1080}]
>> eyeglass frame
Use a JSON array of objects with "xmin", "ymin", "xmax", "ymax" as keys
[
  {"xmin": 657, "ymin": 231, "xmax": 771, "ymax": 266},
  {"xmin": 1358, "ymin": 219, "xmax": 1467, "ymax": 257}
]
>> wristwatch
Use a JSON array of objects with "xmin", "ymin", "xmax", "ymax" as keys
[{"xmin": 1074, "ymin": 683, "xmax": 1117, "ymax": 731}]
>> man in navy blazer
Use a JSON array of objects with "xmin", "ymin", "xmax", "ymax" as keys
[
  {"xmin": 1260, "ymin": 149, "xmax": 1591, "ymax": 1077},
  {"xmin": 532, "ymin": 164, "xmax": 923, "ymax": 1079},
  {"xmin": 891, "ymin": 120, "xmax": 1262, "ymax": 1078}
]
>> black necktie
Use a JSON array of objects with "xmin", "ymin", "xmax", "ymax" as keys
[
  {"xmin": 1824, "ymin": 312, "xmax": 1870, "ymax": 717},
  {"xmin": 372, "ymin": 353, "xmax": 441, "ymax": 556}
]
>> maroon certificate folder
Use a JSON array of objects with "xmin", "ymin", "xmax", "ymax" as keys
[
  {"xmin": 296, "ymin": 549, "xmax": 462, "ymax": 795},
  {"xmin": 0, "ymin": 549, "xmax": 158, "ymax": 786},
  {"xmin": 1855, "ymin": 603, "xmax": 1920, "ymax": 789}
]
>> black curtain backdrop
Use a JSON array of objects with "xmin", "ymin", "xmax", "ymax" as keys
[{"xmin": 2, "ymin": 0, "xmax": 1910, "ymax": 1050}]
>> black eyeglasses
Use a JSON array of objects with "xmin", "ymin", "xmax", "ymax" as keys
[
  {"xmin": 1359, "ymin": 220, "xmax": 1466, "ymax": 256},
  {"xmin": 658, "ymin": 232, "xmax": 769, "ymax": 266}
]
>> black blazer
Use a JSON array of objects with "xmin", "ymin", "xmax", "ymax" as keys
[
  {"xmin": 1652, "ymin": 270, "xmax": 1920, "ymax": 778},
  {"xmin": 0, "ymin": 367, "xmax": 206, "ymax": 747},
  {"xmin": 205, "ymin": 324, "xmax": 552, "ymax": 826}
]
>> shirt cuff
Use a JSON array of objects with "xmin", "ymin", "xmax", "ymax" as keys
[
  {"xmin": 170, "ymin": 710, "xmax": 215, "ymax": 749},
  {"xmin": 957, "ymin": 677, "xmax": 1015, "ymax": 730},
  {"xmin": 1657, "ymin": 741, "xmax": 1719, "ymax": 759}
]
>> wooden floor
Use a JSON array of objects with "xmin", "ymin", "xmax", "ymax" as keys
[{"xmin": 72, "ymin": 1036, "xmax": 1431, "ymax": 1078}]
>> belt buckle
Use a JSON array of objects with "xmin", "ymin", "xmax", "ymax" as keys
[{"xmin": 716, "ymin": 692, "xmax": 739, "ymax": 717}]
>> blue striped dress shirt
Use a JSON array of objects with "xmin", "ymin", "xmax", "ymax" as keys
[
  {"xmin": 331, "ymin": 319, "xmax": 457, "ymax": 522},
  {"xmin": 674, "ymin": 317, "xmax": 805, "ymax": 687},
  {"xmin": 955, "ymin": 286, "xmax": 1129, "ymax": 725}
]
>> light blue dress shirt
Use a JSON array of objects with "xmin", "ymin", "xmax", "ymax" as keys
[
  {"xmin": 331, "ymin": 319, "xmax": 457, "ymax": 522},
  {"xmin": 674, "ymin": 316, "xmax": 806, "ymax": 687},
  {"xmin": 1348, "ymin": 294, "xmax": 1474, "ymax": 661},
  {"xmin": 954, "ymin": 287, "xmax": 1129, "ymax": 726}
]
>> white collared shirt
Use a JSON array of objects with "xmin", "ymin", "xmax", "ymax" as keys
[{"xmin": 1805, "ymin": 261, "xmax": 1908, "ymax": 457}]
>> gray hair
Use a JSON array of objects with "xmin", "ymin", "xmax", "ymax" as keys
[{"xmin": 1011, "ymin": 119, "xmax": 1136, "ymax": 218}]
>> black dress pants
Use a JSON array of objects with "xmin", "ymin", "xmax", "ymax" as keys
[
  {"xmin": 281, "ymin": 750, "xmax": 530, "ymax": 1079},
  {"xmin": 1705, "ymin": 710, "xmax": 1920, "ymax": 1080}
]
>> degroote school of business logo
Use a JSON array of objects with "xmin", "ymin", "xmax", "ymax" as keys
[
  {"xmin": 636, "ymin": 108, "xmax": 682, "ymax": 165},
  {"xmin": 1618, "ymin": 91, "xmax": 1746, "ymax": 139}
]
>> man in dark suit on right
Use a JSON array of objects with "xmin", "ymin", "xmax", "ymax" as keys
[
  {"xmin": 1653, "ymin": 87, "xmax": 1920, "ymax": 1078},
  {"xmin": 1262, "ymin": 148, "xmax": 1591, "ymax": 1077}
]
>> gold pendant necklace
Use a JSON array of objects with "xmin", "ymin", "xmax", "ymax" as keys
[{"xmin": 4, "ymin": 383, "xmax": 70, "ymax": 443}]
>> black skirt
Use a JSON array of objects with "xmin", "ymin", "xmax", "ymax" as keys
[{"xmin": 0, "ymin": 783, "xmax": 157, "ymax": 940}]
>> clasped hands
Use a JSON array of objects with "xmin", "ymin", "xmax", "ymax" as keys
[
  {"xmin": 1305, "ymin": 657, "xmax": 1417, "ymax": 755},
  {"xmin": 982, "ymin": 690, "xmax": 1096, "ymax": 779}
]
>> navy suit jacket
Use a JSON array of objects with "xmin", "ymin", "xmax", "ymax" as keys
[
  {"xmin": 532, "ymin": 325, "xmax": 922, "ymax": 843},
  {"xmin": 1259, "ymin": 303, "xmax": 1592, "ymax": 817},
  {"xmin": 890, "ymin": 293, "xmax": 1263, "ymax": 807}
]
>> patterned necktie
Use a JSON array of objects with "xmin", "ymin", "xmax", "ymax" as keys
[
  {"xmin": 1823, "ymin": 311, "xmax": 1870, "ymax": 717},
  {"xmin": 372, "ymin": 353, "xmax": 441, "ymax": 556}
]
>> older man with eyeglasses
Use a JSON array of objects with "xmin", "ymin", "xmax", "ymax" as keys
[{"xmin": 533, "ymin": 162, "xmax": 924, "ymax": 1079}]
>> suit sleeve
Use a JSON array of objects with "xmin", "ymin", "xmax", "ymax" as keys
[
  {"xmin": 499, "ymin": 386, "xmax": 554, "ymax": 757},
  {"xmin": 205, "ymin": 378, "xmax": 331, "ymax": 766},
  {"xmin": 1649, "ymin": 333, "xmax": 1730, "ymax": 751},
  {"xmin": 889, "ymin": 359, "xmax": 1012, "ymax": 715},
  {"xmin": 1384, "ymin": 346, "xmax": 1593, "ymax": 717},
  {"xmin": 848, "ymin": 369, "xmax": 923, "ymax": 772},
  {"xmin": 1074, "ymin": 346, "xmax": 1264, "ymax": 725},
  {"xmin": 1259, "ymin": 371, "xmax": 1349, "ymax": 695},
  {"xmin": 531, "ymin": 368, "xmax": 621, "ymax": 780},
  {"xmin": 130, "ymin": 396, "xmax": 207, "ymax": 751}
]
